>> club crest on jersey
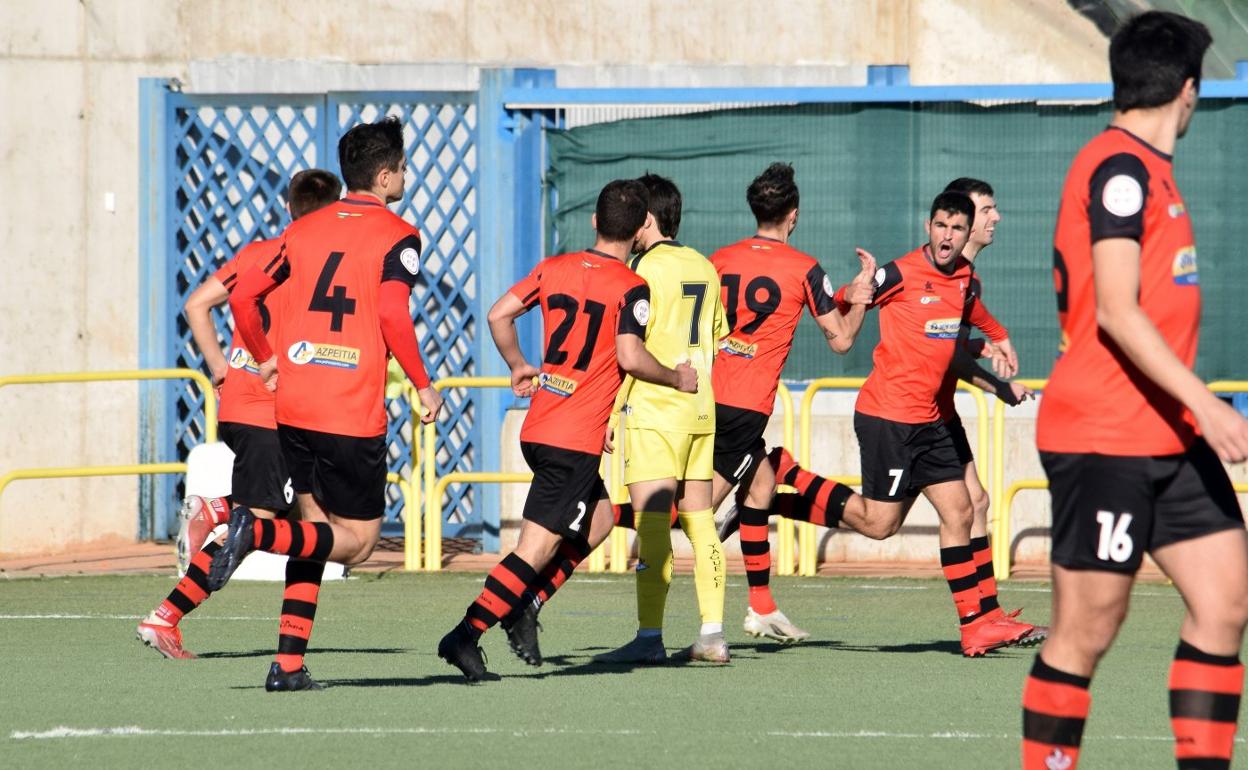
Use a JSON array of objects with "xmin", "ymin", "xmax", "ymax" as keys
[
  {"xmin": 228, "ymin": 347, "xmax": 260, "ymax": 373},
  {"xmin": 1172, "ymin": 246, "xmax": 1198, "ymax": 285},
  {"xmin": 822, "ymin": 274, "xmax": 835, "ymax": 297},
  {"xmin": 538, "ymin": 372, "xmax": 578, "ymax": 398},
  {"xmin": 720, "ymin": 336, "xmax": 757, "ymax": 359},
  {"xmin": 287, "ymin": 341, "xmax": 360, "ymax": 369},
  {"xmin": 919, "ymin": 295, "xmax": 941, "ymax": 305},
  {"xmin": 400, "ymin": 247, "xmax": 420, "ymax": 275},
  {"xmin": 924, "ymin": 318, "xmax": 961, "ymax": 339},
  {"xmin": 1169, "ymin": 202, "xmax": 1187, "ymax": 219},
  {"xmin": 633, "ymin": 299, "xmax": 651, "ymax": 326}
]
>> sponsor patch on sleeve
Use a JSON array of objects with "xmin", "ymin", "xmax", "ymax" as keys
[{"xmin": 1102, "ymin": 174, "xmax": 1144, "ymax": 217}]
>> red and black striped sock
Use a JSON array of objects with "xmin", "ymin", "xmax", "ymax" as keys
[
  {"xmin": 274, "ymin": 558, "xmax": 325, "ymax": 673},
  {"xmin": 532, "ymin": 537, "xmax": 594, "ymax": 607},
  {"xmin": 1022, "ymin": 655, "xmax": 1090, "ymax": 769},
  {"xmin": 613, "ymin": 502, "xmax": 635, "ymax": 530},
  {"xmin": 738, "ymin": 505, "xmax": 776, "ymax": 615},
  {"xmin": 940, "ymin": 545, "xmax": 982, "ymax": 625},
  {"xmin": 770, "ymin": 449, "xmax": 852, "ymax": 529},
  {"xmin": 970, "ymin": 535, "xmax": 1000, "ymax": 616},
  {"xmin": 1169, "ymin": 639, "xmax": 1243, "ymax": 769},
  {"xmin": 153, "ymin": 541, "xmax": 222, "ymax": 625},
  {"xmin": 253, "ymin": 518, "xmax": 334, "ymax": 561},
  {"xmin": 613, "ymin": 502, "xmax": 678, "ymax": 530},
  {"xmin": 465, "ymin": 553, "xmax": 538, "ymax": 639},
  {"xmin": 772, "ymin": 492, "xmax": 816, "ymax": 524}
]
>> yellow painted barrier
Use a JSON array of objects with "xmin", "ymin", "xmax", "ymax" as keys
[
  {"xmin": 402, "ymin": 383, "xmax": 424, "ymax": 572},
  {"xmin": 998, "ymin": 478, "xmax": 1248, "ymax": 578},
  {"xmin": 990, "ymin": 380, "xmax": 1248, "ymax": 579},
  {"xmin": 797, "ymin": 378, "xmax": 989, "ymax": 577},
  {"xmin": 427, "ymin": 472, "xmax": 534, "ymax": 570},
  {"xmin": 0, "ymin": 463, "xmax": 188, "ymax": 504},
  {"xmin": 421, "ymin": 377, "xmax": 513, "ymax": 571},
  {"xmin": 988, "ymin": 378, "xmax": 1046, "ymax": 580},
  {"xmin": 0, "ymin": 368, "xmax": 217, "ymax": 442}
]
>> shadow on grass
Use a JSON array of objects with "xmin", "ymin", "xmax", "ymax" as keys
[
  {"xmin": 200, "ymin": 647, "xmax": 408, "ymax": 660},
  {"xmin": 833, "ymin": 639, "xmax": 1031, "ymax": 657}
]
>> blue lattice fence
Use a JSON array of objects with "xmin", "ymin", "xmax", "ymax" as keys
[
  {"xmin": 145, "ymin": 87, "xmax": 481, "ymax": 539},
  {"xmin": 329, "ymin": 95, "xmax": 481, "ymax": 536}
]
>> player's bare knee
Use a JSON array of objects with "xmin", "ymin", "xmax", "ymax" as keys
[{"xmin": 971, "ymin": 492, "xmax": 990, "ymax": 522}]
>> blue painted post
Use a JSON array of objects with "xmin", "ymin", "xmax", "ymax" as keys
[
  {"xmin": 475, "ymin": 68, "xmax": 556, "ymax": 553},
  {"xmin": 137, "ymin": 78, "xmax": 174, "ymax": 540}
]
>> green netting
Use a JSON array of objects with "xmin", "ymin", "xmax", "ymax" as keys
[{"xmin": 547, "ymin": 100, "xmax": 1248, "ymax": 381}]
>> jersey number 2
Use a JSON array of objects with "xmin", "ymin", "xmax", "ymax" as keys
[{"xmin": 309, "ymin": 251, "xmax": 358, "ymax": 332}]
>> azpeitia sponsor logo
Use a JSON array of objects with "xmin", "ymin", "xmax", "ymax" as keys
[
  {"xmin": 1172, "ymin": 246, "xmax": 1198, "ymax": 285},
  {"xmin": 538, "ymin": 372, "xmax": 578, "ymax": 398},
  {"xmin": 228, "ymin": 347, "xmax": 260, "ymax": 374},
  {"xmin": 286, "ymin": 341, "xmax": 360, "ymax": 369},
  {"xmin": 924, "ymin": 318, "xmax": 961, "ymax": 339},
  {"xmin": 720, "ymin": 337, "xmax": 757, "ymax": 359}
]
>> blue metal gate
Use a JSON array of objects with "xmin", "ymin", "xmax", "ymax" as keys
[{"xmin": 138, "ymin": 83, "xmax": 481, "ymax": 541}]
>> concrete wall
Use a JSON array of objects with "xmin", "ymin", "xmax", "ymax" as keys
[{"xmin": 0, "ymin": 0, "xmax": 1109, "ymax": 557}]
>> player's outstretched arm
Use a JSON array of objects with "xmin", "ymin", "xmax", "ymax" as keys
[
  {"xmin": 1094, "ymin": 237, "xmax": 1248, "ymax": 462},
  {"xmin": 184, "ymin": 277, "xmax": 230, "ymax": 389},
  {"xmin": 615, "ymin": 334, "xmax": 697, "ymax": 393},
  {"xmin": 378, "ymin": 280, "xmax": 440, "ymax": 422},
  {"xmin": 949, "ymin": 342, "xmax": 1031, "ymax": 405},
  {"xmin": 966, "ymin": 296, "xmax": 1017, "ymax": 377},
  {"xmin": 487, "ymin": 292, "xmax": 539, "ymax": 398},
  {"xmin": 819, "ymin": 248, "xmax": 877, "ymax": 353}
]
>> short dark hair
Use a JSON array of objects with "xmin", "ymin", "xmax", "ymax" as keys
[
  {"xmin": 1110, "ymin": 11, "xmax": 1212, "ymax": 111},
  {"xmin": 929, "ymin": 191, "xmax": 975, "ymax": 226},
  {"xmin": 943, "ymin": 177, "xmax": 994, "ymax": 199},
  {"xmin": 337, "ymin": 116, "xmax": 405, "ymax": 192},
  {"xmin": 287, "ymin": 169, "xmax": 343, "ymax": 219},
  {"xmin": 747, "ymin": 162, "xmax": 800, "ymax": 226},
  {"xmin": 636, "ymin": 173, "xmax": 682, "ymax": 238},
  {"xmin": 595, "ymin": 179, "xmax": 649, "ymax": 242}
]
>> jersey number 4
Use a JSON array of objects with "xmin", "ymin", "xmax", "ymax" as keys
[
  {"xmin": 309, "ymin": 251, "xmax": 358, "ymax": 332},
  {"xmin": 545, "ymin": 294, "xmax": 606, "ymax": 371}
]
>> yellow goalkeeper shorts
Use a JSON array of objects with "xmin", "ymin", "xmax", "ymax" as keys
[{"xmin": 622, "ymin": 427, "xmax": 714, "ymax": 485}]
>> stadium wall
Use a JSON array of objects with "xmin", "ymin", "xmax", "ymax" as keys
[{"xmin": 0, "ymin": 0, "xmax": 1110, "ymax": 557}]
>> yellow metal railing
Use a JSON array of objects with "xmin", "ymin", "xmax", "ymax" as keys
[
  {"xmin": 989, "ymin": 380, "xmax": 1248, "ymax": 579},
  {"xmin": 998, "ymin": 478, "xmax": 1248, "ymax": 578},
  {"xmin": 0, "ymin": 370, "xmax": 218, "ymax": 532},
  {"xmin": 796, "ymin": 377, "xmax": 988, "ymax": 576},
  {"xmin": 418, "ymin": 376, "xmax": 617, "ymax": 573},
  {"xmin": 988, "ymin": 378, "xmax": 1046, "ymax": 579}
]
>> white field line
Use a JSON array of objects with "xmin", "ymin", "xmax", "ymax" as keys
[
  {"xmin": 10, "ymin": 726, "xmax": 1242, "ymax": 744},
  {"xmin": 10, "ymin": 726, "xmax": 643, "ymax": 740}
]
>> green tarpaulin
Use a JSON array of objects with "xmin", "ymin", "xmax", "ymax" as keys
[{"xmin": 547, "ymin": 101, "xmax": 1248, "ymax": 381}]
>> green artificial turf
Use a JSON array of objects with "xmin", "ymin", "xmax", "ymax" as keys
[{"xmin": 0, "ymin": 572, "xmax": 1225, "ymax": 768}]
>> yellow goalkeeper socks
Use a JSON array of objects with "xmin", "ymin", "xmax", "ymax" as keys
[
  {"xmin": 636, "ymin": 509, "xmax": 674, "ymax": 631},
  {"xmin": 678, "ymin": 508, "xmax": 726, "ymax": 629}
]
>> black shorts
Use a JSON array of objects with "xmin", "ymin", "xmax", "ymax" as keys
[
  {"xmin": 946, "ymin": 415, "xmax": 974, "ymax": 467},
  {"xmin": 520, "ymin": 442, "xmax": 609, "ymax": 539},
  {"xmin": 218, "ymin": 422, "xmax": 294, "ymax": 513},
  {"xmin": 278, "ymin": 425, "xmax": 388, "ymax": 521},
  {"xmin": 712, "ymin": 404, "xmax": 769, "ymax": 488},
  {"xmin": 854, "ymin": 412, "xmax": 964, "ymax": 502},
  {"xmin": 1041, "ymin": 438, "xmax": 1243, "ymax": 573}
]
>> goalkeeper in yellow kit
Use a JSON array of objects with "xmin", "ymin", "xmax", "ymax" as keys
[{"xmin": 595, "ymin": 173, "xmax": 731, "ymax": 664}]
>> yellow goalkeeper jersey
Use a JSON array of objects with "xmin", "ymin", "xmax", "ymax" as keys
[{"xmin": 620, "ymin": 240, "xmax": 726, "ymax": 435}]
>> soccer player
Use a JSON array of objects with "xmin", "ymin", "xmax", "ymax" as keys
[
  {"xmin": 706, "ymin": 162, "xmax": 874, "ymax": 641},
  {"xmin": 436, "ymin": 180, "xmax": 697, "ymax": 681},
  {"xmin": 1022, "ymin": 13, "xmax": 1248, "ymax": 769},
  {"xmin": 752, "ymin": 176, "xmax": 1045, "ymax": 645},
  {"xmin": 213, "ymin": 117, "xmax": 445, "ymax": 691},
  {"xmin": 595, "ymin": 173, "xmax": 733, "ymax": 664},
  {"xmin": 829, "ymin": 191, "xmax": 1030, "ymax": 656},
  {"xmin": 135, "ymin": 169, "xmax": 342, "ymax": 660}
]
